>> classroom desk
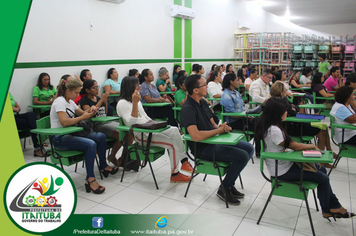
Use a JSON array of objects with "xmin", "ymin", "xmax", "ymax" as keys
[
  {"xmin": 28, "ymin": 104, "xmax": 52, "ymax": 109},
  {"xmin": 259, "ymin": 150, "xmax": 333, "ymax": 236},
  {"xmin": 285, "ymin": 116, "xmax": 321, "ymax": 143},
  {"xmin": 206, "ymin": 97, "xmax": 221, "ymax": 101},
  {"xmin": 116, "ymin": 125, "xmax": 170, "ymax": 188},
  {"xmin": 31, "ymin": 126, "xmax": 83, "ymax": 168},
  {"xmin": 291, "ymin": 87, "xmax": 311, "ymax": 91},
  {"xmin": 292, "ymin": 93, "xmax": 305, "ymax": 97},
  {"xmin": 159, "ymin": 91, "xmax": 176, "ymax": 95},
  {"xmin": 183, "ymin": 132, "xmax": 244, "ymax": 208},
  {"xmin": 28, "ymin": 104, "xmax": 51, "ymax": 117},
  {"xmin": 142, "ymin": 102, "xmax": 172, "ymax": 107},
  {"xmin": 299, "ymin": 104, "xmax": 326, "ymax": 114},
  {"xmin": 91, "ymin": 116, "xmax": 120, "ymax": 123}
]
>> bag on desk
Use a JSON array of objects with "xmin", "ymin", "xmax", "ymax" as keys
[
  {"xmin": 131, "ymin": 120, "xmax": 168, "ymax": 130},
  {"xmin": 246, "ymin": 105, "xmax": 262, "ymax": 115}
]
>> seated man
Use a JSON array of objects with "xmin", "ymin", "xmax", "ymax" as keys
[
  {"xmin": 181, "ymin": 74, "xmax": 254, "ymax": 205},
  {"xmin": 324, "ymin": 66, "xmax": 344, "ymax": 92},
  {"xmin": 249, "ymin": 69, "xmax": 273, "ymax": 104}
]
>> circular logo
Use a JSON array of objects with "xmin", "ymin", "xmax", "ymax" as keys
[{"xmin": 4, "ymin": 162, "xmax": 77, "ymax": 234}]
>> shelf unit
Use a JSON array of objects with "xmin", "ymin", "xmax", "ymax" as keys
[{"xmin": 234, "ymin": 32, "xmax": 294, "ymax": 76}]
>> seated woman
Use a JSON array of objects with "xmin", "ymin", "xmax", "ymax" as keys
[
  {"xmin": 198, "ymin": 65, "xmax": 206, "ymax": 80},
  {"xmin": 50, "ymin": 78, "xmax": 118, "ymax": 194},
  {"xmin": 311, "ymin": 72, "xmax": 334, "ymax": 108},
  {"xmin": 220, "ymin": 73, "xmax": 255, "ymax": 131},
  {"xmin": 225, "ymin": 64, "xmax": 234, "ymax": 75},
  {"xmin": 270, "ymin": 82, "xmax": 337, "ymax": 166},
  {"xmin": 172, "ymin": 65, "xmax": 181, "ymax": 85},
  {"xmin": 73, "ymin": 69, "xmax": 93, "ymax": 105},
  {"xmin": 300, "ymin": 67, "xmax": 313, "ymax": 85},
  {"xmin": 117, "ymin": 76, "xmax": 193, "ymax": 182},
  {"xmin": 32, "ymin": 72, "xmax": 57, "ymax": 117},
  {"xmin": 289, "ymin": 70, "xmax": 313, "ymax": 105},
  {"xmin": 175, "ymin": 69, "xmax": 187, "ymax": 87},
  {"xmin": 274, "ymin": 70, "xmax": 293, "ymax": 97},
  {"xmin": 237, "ymin": 68, "xmax": 246, "ymax": 86},
  {"xmin": 103, "ymin": 68, "xmax": 121, "ymax": 108},
  {"xmin": 255, "ymin": 97, "xmax": 355, "ymax": 220},
  {"xmin": 207, "ymin": 71, "xmax": 223, "ymax": 111},
  {"xmin": 220, "ymin": 73, "xmax": 259, "ymax": 156},
  {"xmin": 244, "ymin": 68, "xmax": 258, "ymax": 92},
  {"xmin": 330, "ymin": 86, "xmax": 356, "ymax": 145},
  {"xmin": 156, "ymin": 68, "xmax": 173, "ymax": 93},
  {"xmin": 129, "ymin": 69, "xmax": 140, "ymax": 77},
  {"xmin": 79, "ymin": 80, "xmax": 133, "ymax": 168},
  {"xmin": 139, "ymin": 69, "xmax": 177, "ymax": 127},
  {"xmin": 11, "ymin": 93, "xmax": 44, "ymax": 157},
  {"xmin": 174, "ymin": 76, "xmax": 188, "ymax": 107}
]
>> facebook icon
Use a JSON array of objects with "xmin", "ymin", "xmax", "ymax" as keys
[{"xmin": 92, "ymin": 217, "xmax": 104, "ymax": 228}]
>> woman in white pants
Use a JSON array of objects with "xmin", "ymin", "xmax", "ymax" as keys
[{"xmin": 117, "ymin": 76, "xmax": 193, "ymax": 182}]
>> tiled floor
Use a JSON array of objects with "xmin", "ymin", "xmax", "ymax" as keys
[{"xmin": 22, "ymin": 126, "xmax": 356, "ymax": 236}]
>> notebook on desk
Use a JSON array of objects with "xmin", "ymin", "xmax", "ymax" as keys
[
  {"xmin": 296, "ymin": 114, "xmax": 325, "ymax": 120},
  {"xmin": 302, "ymin": 150, "xmax": 322, "ymax": 157}
]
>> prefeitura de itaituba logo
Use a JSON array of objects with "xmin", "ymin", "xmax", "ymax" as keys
[
  {"xmin": 4, "ymin": 163, "xmax": 76, "ymax": 234},
  {"xmin": 11, "ymin": 176, "xmax": 63, "ymax": 222}
]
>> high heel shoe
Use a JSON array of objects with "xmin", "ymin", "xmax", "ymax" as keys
[
  {"xmin": 85, "ymin": 179, "xmax": 105, "ymax": 194},
  {"xmin": 101, "ymin": 167, "xmax": 119, "ymax": 178}
]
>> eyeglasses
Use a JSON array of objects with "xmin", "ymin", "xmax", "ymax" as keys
[
  {"xmin": 91, "ymin": 86, "xmax": 99, "ymax": 90},
  {"xmin": 195, "ymin": 84, "xmax": 207, "ymax": 89}
]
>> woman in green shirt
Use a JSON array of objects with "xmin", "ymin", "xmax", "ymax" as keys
[
  {"xmin": 174, "ymin": 76, "xmax": 187, "ymax": 107},
  {"xmin": 32, "ymin": 72, "xmax": 57, "ymax": 117}
]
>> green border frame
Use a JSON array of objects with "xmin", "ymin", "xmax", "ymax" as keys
[{"xmin": 3, "ymin": 162, "xmax": 77, "ymax": 235}]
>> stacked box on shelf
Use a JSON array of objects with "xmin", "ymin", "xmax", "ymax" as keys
[
  {"xmin": 343, "ymin": 35, "xmax": 356, "ymax": 77},
  {"xmin": 331, "ymin": 36, "xmax": 344, "ymax": 68}
]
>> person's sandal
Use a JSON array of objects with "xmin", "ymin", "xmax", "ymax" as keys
[
  {"xmin": 33, "ymin": 149, "xmax": 44, "ymax": 157},
  {"xmin": 101, "ymin": 167, "xmax": 119, "ymax": 178},
  {"xmin": 85, "ymin": 179, "xmax": 105, "ymax": 194}
]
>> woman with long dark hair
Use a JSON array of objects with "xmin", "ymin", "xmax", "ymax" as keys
[
  {"xmin": 255, "ymin": 97, "xmax": 355, "ymax": 220},
  {"xmin": 117, "ymin": 76, "xmax": 193, "ymax": 182},
  {"xmin": 79, "ymin": 80, "xmax": 133, "ymax": 167},
  {"xmin": 32, "ymin": 72, "xmax": 57, "ymax": 117}
]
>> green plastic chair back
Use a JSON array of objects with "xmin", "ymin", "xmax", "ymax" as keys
[
  {"xmin": 182, "ymin": 127, "xmax": 230, "ymax": 176},
  {"xmin": 36, "ymin": 116, "xmax": 51, "ymax": 144},
  {"xmin": 260, "ymin": 140, "xmax": 317, "ymax": 200},
  {"xmin": 36, "ymin": 116, "xmax": 85, "ymax": 167},
  {"xmin": 330, "ymin": 115, "xmax": 356, "ymax": 159},
  {"xmin": 118, "ymin": 117, "xmax": 165, "ymax": 163}
]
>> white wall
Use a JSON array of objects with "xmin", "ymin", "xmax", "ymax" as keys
[
  {"xmin": 10, "ymin": 0, "xmax": 356, "ymax": 110},
  {"xmin": 11, "ymin": 0, "xmax": 177, "ymax": 109}
]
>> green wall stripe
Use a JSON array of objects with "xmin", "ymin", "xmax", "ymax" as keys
[
  {"xmin": 185, "ymin": 58, "xmax": 237, "ymax": 62},
  {"xmin": 185, "ymin": 0, "xmax": 192, "ymax": 8},
  {"xmin": 14, "ymin": 58, "xmax": 239, "ymax": 69},
  {"xmin": 174, "ymin": 18, "xmax": 182, "ymax": 59},
  {"xmin": 15, "ymin": 59, "xmax": 182, "ymax": 69},
  {"xmin": 185, "ymin": 62, "xmax": 192, "ymax": 75},
  {"xmin": 184, "ymin": 19, "xmax": 192, "ymax": 59}
]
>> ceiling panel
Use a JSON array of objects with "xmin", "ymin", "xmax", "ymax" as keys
[{"xmin": 254, "ymin": 0, "xmax": 356, "ymax": 26}]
